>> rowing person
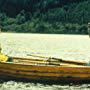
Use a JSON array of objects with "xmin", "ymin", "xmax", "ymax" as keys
[{"xmin": 0, "ymin": 44, "xmax": 13, "ymax": 62}]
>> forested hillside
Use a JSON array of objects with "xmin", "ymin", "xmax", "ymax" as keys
[{"xmin": 0, "ymin": 0, "xmax": 89, "ymax": 34}]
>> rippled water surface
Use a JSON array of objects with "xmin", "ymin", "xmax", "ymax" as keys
[{"xmin": 0, "ymin": 33, "xmax": 90, "ymax": 90}]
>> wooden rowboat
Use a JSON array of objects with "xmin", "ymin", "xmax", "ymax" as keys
[{"xmin": 0, "ymin": 56, "xmax": 90, "ymax": 84}]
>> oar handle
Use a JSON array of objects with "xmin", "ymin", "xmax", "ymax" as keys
[
  {"xmin": 28, "ymin": 54, "xmax": 49, "ymax": 58},
  {"xmin": 51, "ymin": 57, "xmax": 86, "ymax": 65}
]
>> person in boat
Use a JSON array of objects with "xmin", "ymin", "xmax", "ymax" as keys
[{"xmin": 0, "ymin": 44, "xmax": 13, "ymax": 62}]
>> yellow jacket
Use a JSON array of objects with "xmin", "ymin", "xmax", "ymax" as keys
[
  {"xmin": 0, "ymin": 44, "xmax": 9, "ymax": 62},
  {"xmin": 0, "ymin": 53, "xmax": 9, "ymax": 62}
]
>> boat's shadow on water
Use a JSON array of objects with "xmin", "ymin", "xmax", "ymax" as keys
[{"xmin": 0, "ymin": 77, "xmax": 90, "ymax": 86}]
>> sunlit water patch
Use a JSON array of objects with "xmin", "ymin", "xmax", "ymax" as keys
[{"xmin": 0, "ymin": 33, "xmax": 90, "ymax": 62}]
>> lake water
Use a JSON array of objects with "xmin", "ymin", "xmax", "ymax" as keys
[{"xmin": 0, "ymin": 33, "xmax": 90, "ymax": 90}]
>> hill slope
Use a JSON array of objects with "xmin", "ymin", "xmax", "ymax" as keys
[{"xmin": 0, "ymin": 0, "xmax": 89, "ymax": 34}]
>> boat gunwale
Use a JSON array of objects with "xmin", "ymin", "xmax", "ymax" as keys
[{"xmin": 0, "ymin": 61, "xmax": 90, "ymax": 68}]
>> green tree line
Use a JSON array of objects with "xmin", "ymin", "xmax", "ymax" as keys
[{"xmin": 0, "ymin": 0, "xmax": 89, "ymax": 34}]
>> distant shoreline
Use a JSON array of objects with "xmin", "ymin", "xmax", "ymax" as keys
[{"xmin": 1, "ymin": 32, "xmax": 88, "ymax": 35}]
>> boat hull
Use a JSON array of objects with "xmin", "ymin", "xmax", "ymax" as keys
[{"xmin": 0, "ymin": 62, "xmax": 90, "ymax": 84}]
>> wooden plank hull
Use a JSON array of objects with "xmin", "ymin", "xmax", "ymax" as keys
[{"xmin": 0, "ymin": 61, "xmax": 90, "ymax": 84}]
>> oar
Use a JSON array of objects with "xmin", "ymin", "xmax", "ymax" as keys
[
  {"xmin": 28, "ymin": 54, "xmax": 87, "ymax": 66},
  {"xmin": 13, "ymin": 56, "xmax": 83, "ymax": 66}
]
